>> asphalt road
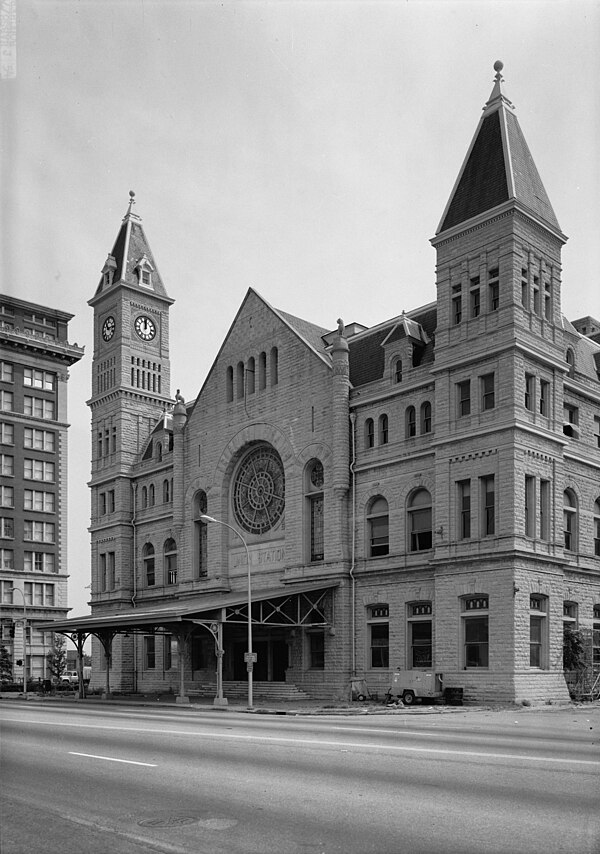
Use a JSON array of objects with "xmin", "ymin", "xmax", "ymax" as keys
[{"xmin": 1, "ymin": 701, "xmax": 599, "ymax": 854}]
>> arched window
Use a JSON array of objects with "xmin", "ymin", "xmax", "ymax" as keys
[
  {"xmin": 156, "ymin": 442, "xmax": 163, "ymax": 462},
  {"xmin": 394, "ymin": 359, "xmax": 403, "ymax": 384},
  {"xmin": 163, "ymin": 479, "xmax": 170, "ymax": 503},
  {"xmin": 236, "ymin": 361, "xmax": 245, "ymax": 399},
  {"xmin": 365, "ymin": 418, "xmax": 375, "ymax": 449},
  {"xmin": 566, "ymin": 348, "xmax": 575, "ymax": 378},
  {"xmin": 594, "ymin": 499, "xmax": 600, "ymax": 557},
  {"xmin": 408, "ymin": 489, "xmax": 432, "ymax": 551},
  {"xmin": 226, "ymin": 366, "xmax": 234, "ymax": 402},
  {"xmin": 367, "ymin": 496, "xmax": 389, "ymax": 557},
  {"xmin": 247, "ymin": 356, "xmax": 255, "ymax": 395},
  {"xmin": 164, "ymin": 538, "xmax": 178, "ymax": 585},
  {"xmin": 379, "ymin": 414, "xmax": 388, "ymax": 445},
  {"xmin": 258, "ymin": 352, "xmax": 267, "ymax": 390},
  {"xmin": 406, "ymin": 406, "xmax": 416, "ymax": 438},
  {"xmin": 270, "ymin": 346, "xmax": 279, "ymax": 386},
  {"xmin": 193, "ymin": 492, "xmax": 208, "ymax": 578},
  {"xmin": 563, "ymin": 490, "xmax": 577, "ymax": 552},
  {"xmin": 141, "ymin": 486, "xmax": 148, "ymax": 509},
  {"xmin": 149, "ymin": 483, "xmax": 155, "ymax": 506},
  {"xmin": 420, "ymin": 402, "xmax": 432, "ymax": 434},
  {"xmin": 143, "ymin": 543, "xmax": 155, "ymax": 587},
  {"xmin": 305, "ymin": 459, "xmax": 324, "ymax": 562}
]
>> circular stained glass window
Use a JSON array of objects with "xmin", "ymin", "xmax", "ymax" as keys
[{"xmin": 233, "ymin": 445, "xmax": 285, "ymax": 535}]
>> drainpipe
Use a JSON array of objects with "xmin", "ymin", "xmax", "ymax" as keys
[
  {"xmin": 349, "ymin": 411, "xmax": 357, "ymax": 678},
  {"xmin": 131, "ymin": 482, "xmax": 138, "ymax": 693},
  {"xmin": 131, "ymin": 482, "xmax": 138, "ymax": 608}
]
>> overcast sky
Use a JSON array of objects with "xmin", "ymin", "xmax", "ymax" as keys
[{"xmin": 2, "ymin": 0, "xmax": 599, "ymax": 616}]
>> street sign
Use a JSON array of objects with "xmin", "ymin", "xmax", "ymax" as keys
[{"xmin": 244, "ymin": 652, "xmax": 257, "ymax": 663}]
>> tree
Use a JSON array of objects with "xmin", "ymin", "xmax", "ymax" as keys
[
  {"xmin": 563, "ymin": 625, "xmax": 585, "ymax": 671},
  {"xmin": 46, "ymin": 633, "xmax": 67, "ymax": 680},
  {"xmin": 0, "ymin": 644, "xmax": 12, "ymax": 682}
]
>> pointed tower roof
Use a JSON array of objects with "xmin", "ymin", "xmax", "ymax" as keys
[
  {"xmin": 91, "ymin": 191, "xmax": 173, "ymax": 303},
  {"xmin": 436, "ymin": 61, "xmax": 562, "ymax": 237}
]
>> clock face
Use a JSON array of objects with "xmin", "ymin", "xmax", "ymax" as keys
[
  {"xmin": 102, "ymin": 316, "xmax": 115, "ymax": 341},
  {"xmin": 134, "ymin": 315, "xmax": 156, "ymax": 341},
  {"xmin": 233, "ymin": 445, "xmax": 285, "ymax": 535}
]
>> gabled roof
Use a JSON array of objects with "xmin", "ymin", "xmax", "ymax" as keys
[
  {"xmin": 91, "ymin": 192, "xmax": 173, "ymax": 303},
  {"xmin": 190, "ymin": 288, "xmax": 333, "ymax": 414},
  {"xmin": 437, "ymin": 62, "xmax": 562, "ymax": 236}
]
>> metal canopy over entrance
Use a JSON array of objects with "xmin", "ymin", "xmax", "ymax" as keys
[{"xmin": 39, "ymin": 582, "xmax": 338, "ymax": 705}]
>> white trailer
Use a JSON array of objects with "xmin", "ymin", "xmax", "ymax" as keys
[{"xmin": 387, "ymin": 671, "xmax": 443, "ymax": 705}]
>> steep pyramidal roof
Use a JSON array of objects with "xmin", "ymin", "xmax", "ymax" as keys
[
  {"xmin": 437, "ymin": 61, "xmax": 561, "ymax": 235},
  {"xmin": 92, "ymin": 191, "xmax": 172, "ymax": 302}
]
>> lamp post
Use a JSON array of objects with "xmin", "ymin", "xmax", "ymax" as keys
[
  {"xmin": 200, "ymin": 515, "xmax": 253, "ymax": 709},
  {"xmin": 12, "ymin": 587, "xmax": 28, "ymax": 698}
]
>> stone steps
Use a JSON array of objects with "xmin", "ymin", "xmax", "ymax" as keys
[{"xmin": 190, "ymin": 680, "xmax": 310, "ymax": 701}]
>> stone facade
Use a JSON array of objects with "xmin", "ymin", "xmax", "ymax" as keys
[
  {"xmin": 0, "ymin": 296, "xmax": 83, "ymax": 682},
  {"xmin": 83, "ymin": 68, "xmax": 600, "ymax": 704}
]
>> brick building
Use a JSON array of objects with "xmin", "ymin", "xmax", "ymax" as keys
[
  {"xmin": 51, "ymin": 63, "xmax": 600, "ymax": 704},
  {"xmin": 0, "ymin": 296, "xmax": 84, "ymax": 683}
]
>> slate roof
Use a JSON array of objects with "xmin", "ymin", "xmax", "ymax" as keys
[
  {"xmin": 93, "ymin": 196, "xmax": 172, "ymax": 302},
  {"xmin": 348, "ymin": 305, "xmax": 436, "ymax": 387},
  {"xmin": 438, "ymin": 64, "xmax": 561, "ymax": 234}
]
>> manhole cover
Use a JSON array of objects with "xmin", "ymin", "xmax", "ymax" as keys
[
  {"xmin": 137, "ymin": 814, "xmax": 237, "ymax": 830},
  {"xmin": 138, "ymin": 815, "xmax": 200, "ymax": 828}
]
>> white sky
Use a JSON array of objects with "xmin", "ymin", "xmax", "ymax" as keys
[{"xmin": 2, "ymin": 0, "xmax": 599, "ymax": 616}]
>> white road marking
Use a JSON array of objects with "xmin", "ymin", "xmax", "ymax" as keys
[
  {"xmin": 69, "ymin": 751, "xmax": 157, "ymax": 767},
  {"xmin": 4, "ymin": 717, "xmax": 598, "ymax": 767}
]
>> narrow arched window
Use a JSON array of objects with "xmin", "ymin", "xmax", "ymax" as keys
[
  {"xmin": 394, "ymin": 359, "xmax": 403, "ymax": 384},
  {"xmin": 566, "ymin": 349, "xmax": 575, "ymax": 378},
  {"xmin": 367, "ymin": 496, "xmax": 389, "ymax": 557},
  {"xmin": 149, "ymin": 483, "xmax": 155, "ymax": 506},
  {"xmin": 226, "ymin": 366, "xmax": 234, "ymax": 402},
  {"xmin": 305, "ymin": 460, "xmax": 324, "ymax": 562},
  {"xmin": 143, "ymin": 543, "xmax": 155, "ymax": 586},
  {"xmin": 163, "ymin": 479, "xmax": 170, "ymax": 503},
  {"xmin": 365, "ymin": 418, "xmax": 375, "ymax": 449},
  {"xmin": 379, "ymin": 414, "xmax": 388, "ymax": 445},
  {"xmin": 406, "ymin": 406, "xmax": 416, "ymax": 438},
  {"xmin": 408, "ymin": 489, "xmax": 432, "ymax": 551},
  {"xmin": 142, "ymin": 486, "xmax": 148, "ymax": 509},
  {"xmin": 156, "ymin": 442, "xmax": 162, "ymax": 462},
  {"xmin": 563, "ymin": 489, "xmax": 577, "ymax": 552},
  {"xmin": 193, "ymin": 491, "xmax": 208, "ymax": 578},
  {"xmin": 237, "ymin": 361, "xmax": 245, "ymax": 399},
  {"xmin": 247, "ymin": 356, "xmax": 255, "ymax": 395},
  {"xmin": 421, "ymin": 402, "xmax": 432, "ymax": 434},
  {"xmin": 270, "ymin": 347, "xmax": 279, "ymax": 386},
  {"xmin": 258, "ymin": 352, "xmax": 267, "ymax": 390},
  {"xmin": 164, "ymin": 538, "xmax": 178, "ymax": 585}
]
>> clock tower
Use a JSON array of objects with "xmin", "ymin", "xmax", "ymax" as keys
[{"xmin": 88, "ymin": 192, "xmax": 174, "ymax": 623}]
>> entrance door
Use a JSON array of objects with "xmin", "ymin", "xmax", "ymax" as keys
[{"xmin": 272, "ymin": 641, "xmax": 288, "ymax": 681}]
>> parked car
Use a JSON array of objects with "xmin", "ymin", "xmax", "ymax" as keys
[{"xmin": 60, "ymin": 671, "xmax": 79, "ymax": 685}]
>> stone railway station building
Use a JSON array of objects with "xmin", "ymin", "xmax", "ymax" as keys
[{"xmin": 48, "ymin": 64, "xmax": 600, "ymax": 705}]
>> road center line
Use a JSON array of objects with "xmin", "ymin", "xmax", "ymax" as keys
[
  {"xmin": 6, "ymin": 717, "xmax": 598, "ymax": 767},
  {"xmin": 69, "ymin": 751, "xmax": 157, "ymax": 767}
]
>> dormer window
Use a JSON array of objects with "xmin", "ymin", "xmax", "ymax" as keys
[
  {"xmin": 135, "ymin": 255, "xmax": 155, "ymax": 288},
  {"xmin": 100, "ymin": 255, "xmax": 117, "ymax": 290}
]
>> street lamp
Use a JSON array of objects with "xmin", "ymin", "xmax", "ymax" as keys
[
  {"xmin": 200, "ymin": 514, "xmax": 254, "ymax": 709},
  {"xmin": 12, "ymin": 587, "xmax": 28, "ymax": 698}
]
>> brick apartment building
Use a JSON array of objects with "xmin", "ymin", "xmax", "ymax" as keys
[
  {"xmin": 0, "ymin": 296, "xmax": 83, "ymax": 683},
  {"xmin": 50, "ymin": 63, "xmax": 600, "ymax": 704}
]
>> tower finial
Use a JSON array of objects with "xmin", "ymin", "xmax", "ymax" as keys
[
  {"xmin": 493, "ymin": 60, "xmax": 504, "ymax": 79},
  {"xmin": 127, "ymin": 190, "xmax": 136, "ymax": 213}
]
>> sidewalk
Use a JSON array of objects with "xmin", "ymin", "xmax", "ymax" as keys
[{"xmin": 3, "ymin": 689, "xmax": 598, "ymax": 720}]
